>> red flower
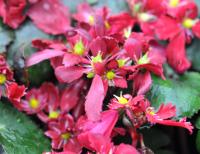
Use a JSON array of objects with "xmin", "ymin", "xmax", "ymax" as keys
[
  {"xmin": 0, "ymin": 0, "xmax": 26, "ymax": 28},
  {"xmin": 21, "ymin": 87, "xmax": 47, "ymax": 114},
  {"xmin": 6, "ymin": 82, "xmax": 26, "ymax": 110},
  {"xmin": 28, "ymin": 0, "xmax": 70, "ymax": 34},
  {"xmin": 146, "ymin": 103, "xmax": 193, "ymax": 134},
  {"xmin": 45, "ymin": 114, "xmax": 81, "ymax": 153}
]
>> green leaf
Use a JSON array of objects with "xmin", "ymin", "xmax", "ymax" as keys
[
  {"xmin": 0, "ymin": 102, "xmax": 50, "ymax": 154},
  {"xmin": 187, "ymin": 39, "xmax": 200, "ymax": 72},
  {"xmin": 196, "ymin": 131, "xmax": 200, "ymax": 153},
  {"xmin": 141, "ymin": 127, "xmax": 170, "ymax": 151},
  {"xmin": 196, "ymin": 117, "xmax": 200, "ymax": 129},
  {"xmin": 147, "ymin": 72, "xmax": 200, "ymax": 118},
  {"xmin": 0, "ymin": 21, "xmax": 14, "ymax": 53},
  {"xmin": 7, "ymin": 20, "xmax": 51, "ymax": 66}
]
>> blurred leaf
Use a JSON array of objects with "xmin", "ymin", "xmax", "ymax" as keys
[
  {"xmin": 63, "ymin": 0, "xmax": 128, "ymax": 13},
  {"xmin": 196, "ymin": 131, "xmax": 200, "ymax": 153},
  {"xmin": 7, "ymin": 20, "xmax": 51, "ymax": 66},
  {"xmin": 187, "ymin": 39, "xmax": 200, "ymax": 72},
  {"xmin": 147, "ymin": 72, "xmax": 200, "ymax": 118},
  {"xmin": 141, "ymin": 127, "xmax": 170, "ymax": 151},
  {"xmin": 196, "ymin": 117, "xmax": 200, "ymax": 129},
  {"xmin": 0, "ymin": 102, "xmax": 50, "ymax": 154},
  {"xmin": 0, "ymin": 21, "xmax": 14, "ymax": 53},
  {"xmin": 27, "ymin": 60, "xmax": 54, "ymax": 86}
]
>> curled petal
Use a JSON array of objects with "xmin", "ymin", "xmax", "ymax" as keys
[{"xmin": 26, "ymin": 49, "xmax": 65, "ymax": 67}]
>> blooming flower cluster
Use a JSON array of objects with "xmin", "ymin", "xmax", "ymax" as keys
[{"xmin": 0, "ymin": 0, "xmax": 199, "ymax": 153}]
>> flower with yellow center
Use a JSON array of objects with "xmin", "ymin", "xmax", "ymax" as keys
[
  {"xmin": 73, "ymin": 40, "xmax": 85, "ymax": 55},
  {"xmin": 117, "ymin": 59, "xmax": 126, "ymax": 68},
  {"xmin": 169, "ymin": 0, "xmax": 179, "ymax": 8},
  {"xmin": 182, "ymin": 18, "xmax": 195, "ymax": 29},
  {"xmin": 91, "ymin": 53, "xmax": 103, "ymax": 63},
  {"xmin": 106, "ymin": 71, "xmax": 115, "ymax": 80},
  {"xmin": 0, "ymin": 74, "xmax": 6, "ymax": 85},
  {"xmin": 88, "ymin": 15, "xmax": 95, "ymax": 25},
  {"xmin": 29, "ymin": 98, "xmax": 40, "ymax": 109},
  {"xmin": 114, "ymin": 93, "xmax": 129, "ymax": 105},
  {"xmin": 49, "ymin": 111, "xmax": 60, "ymax": 119},
  {"xmin": 61, "ymin": 132, "xmax": 71, "ymax": 140}
]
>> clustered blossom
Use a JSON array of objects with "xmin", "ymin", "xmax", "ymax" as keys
[{"xmin": 0, "ymin": 0, "xmax": 199, "ymax": 153}]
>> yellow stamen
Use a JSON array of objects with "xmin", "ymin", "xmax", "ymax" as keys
[
  {"xmin": 61, "ymin": 132, "xmax": 71, "ymax": 140},
  {"xmin": 49, "ymin": 111, "xmax": 59, "ymax": 119},
  {"xmin": 88, "ymin": 15, "xmax": 95, "ymax": 25},
  {"xmin": 139, "ymin": 13, "xmax": 154, "ymax": 22},
  {"xmin": 169, "ymin": 0, "xmax": 179, "ymax": 8},
  {"xmin": 104, "ymin": 21, "xmax": 110, "ymax": 29},
  {"xmin": 118, "ymin": 96, "xmax": 128, "ymax": 105},
  {"xmin": 106, "ymin": 71, "xmax": 115, "ymax": 80},
  {"xmin": 117, "ymin": 59, "xmax": 126, "ymax": 67},
  {"xmin": 73, "ymin": 40, "xmax": 85, "ymax": 55},
  {"xmin": 138, "ymin": 53, "xmax": 149, "ymax": 65},
  {"xmin": 92, "ymin": 53, "xmax": 102, "ymax": 63},
  {"xmin": 124, "ymin": 27, "xmax": 132, "ymax": 38},
  {"xmin": 29, "ymin": 98, "xmax": 39, "ymax": 109},
  {"xmin": 182, "ymin": 18, "xmax": 195, "ymax": 29},
  {"xmin": 0, "ymin": 74, "xmax": 6, "ymax": 85},
  {"xmin": 87, "ymin": 72, "xmax": 94, "ymax": 78}
]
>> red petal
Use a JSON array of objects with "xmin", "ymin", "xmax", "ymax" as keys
[
  {"xmin": 60, "ymin": 80, "xmax": 85, "ymax": 112},
  {"xmin": 133, "ymin": 71, "xmax": 152, "ymax": 95},
  {"xmin": 85, "ymin": 75, "xmax": 105, "ymax": 121},
  {"xmin": 26, "ymin": 49, "xmax": 65, "ymax": 67},
  {"xmin": 166, "ymin": 32, "xmax": 191, "ymax": 73},
  {"xmin": 55, "ymin": 66, "xmax": 86, "ymax": 83},
  {"xmin": 155, "ymin": 15, "xmax": 181, "ymax": 40},
  {"xmin": 0, "ymin": 0, "xmax": 26, "ymax": 28},
  {"xmin": 113, "ymin": 78, "xmax": 127, "ymax": 88},
  {"xmin": 114, "ymin": 144, "xmax": 139, "ymax": 154},
  {"xmin": 62, "ymin": 53, "xmax": 82, "ymax": 67},
  {"xmin": 28, "ymin": 0, "xmax": 70, "ymax": 34},
  {"xmin": 156, "ymin": 103, "xmax": 176, "ymax": 119},
  {"xmin": 192, "ymin": 21, "xmax": 200, "ymax": 38}
]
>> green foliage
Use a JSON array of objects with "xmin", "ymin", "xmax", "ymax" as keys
[
  {"xmin": 147, "ymin": 72, "xmax": 200, "ymax": 118},
  {"xmin": 0, "ymin": 102, "xmax": 50, "ymax": 154},
  {"xmin": 187, "ymin": 39, "xmax": 200, "ymax": 72},
  {"xmin": 0, "ymin": 21, "xmax": 13, "ymax": 53},
  {"xmin": 196, "ymin": 131, "xmax": 200, "ymax": 153}
]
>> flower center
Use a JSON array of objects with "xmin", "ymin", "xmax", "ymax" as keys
[
  {"xmin": 0, "ymin": 74, "xmax": 6, "ymax": 85},
  {"xmin": 182, "ymin": 18, "xmax": 195, "ymax": 29},
  {"xmin": 92, "ymin": 53, "xmax": 102, "ymax": 63},
  {"xmin": 61, "ymin": 132, "xmax": 71, "ymax": 140},
  {"xmin": 138, "ymin": 53, "xmax": 149, "ymax": 65},
  {"xmin": 88, "ymin": 15, "xmax": 95, "ymax": 25},
  {"xmin": 29, "ymin": 98, "xmax": 39, "ymax": 109},
  {"xmin": 73, "ymin": 40, "xmax": 85, "ymax": 55},
  {"xmin": 118, "ymin": 96, "xmax": 128, "ymax": 105},
  {"xmin": 117, "ymin": 59, "xmax": 126, "ymax": 67},
  {"xmin": 169, "ymin": 0, "xmax": 179, "ymax": 8},
  {"xmin": 49, "ymin": 111, "xmax": 59, "ymax": 119},
  {"xmin": 104, "ymin": 21, "xmax": 110, "ymax": 29},
  {"xmin": 106, "ymin": 71, "xmax": 115, "ymax": 80},
  {"xmin": 87, "ymin": 72, "xmax": 94, "ymax": 78},
  {"xmin": 139, "ymin": 13, "xmax": 154, "ymax": 22}
]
